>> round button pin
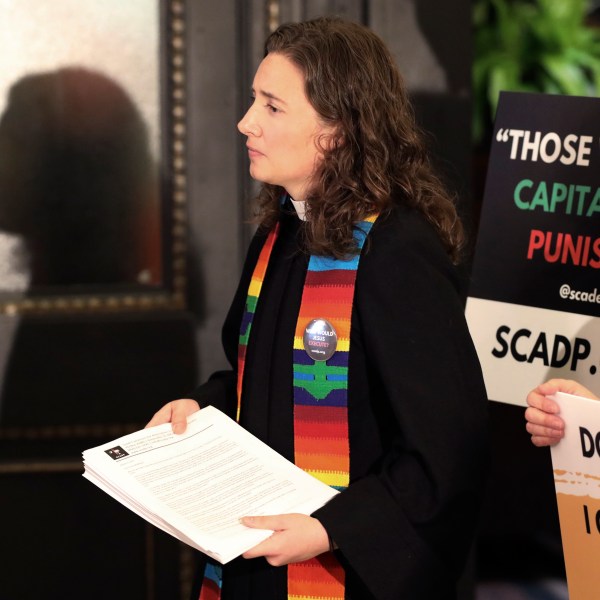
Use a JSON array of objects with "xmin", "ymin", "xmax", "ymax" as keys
[{"xmin": 303, "ymin": 318, "xmax": 338, "ymax": 361}]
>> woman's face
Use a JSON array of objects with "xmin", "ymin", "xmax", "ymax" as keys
[{"xmin": 237, "ymin": 52, "xmax": 334, "ymax": 201}]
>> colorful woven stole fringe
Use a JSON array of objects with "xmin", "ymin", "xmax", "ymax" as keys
[{"xmin": 199, "ymin": 214, "xmax": 377, "ymax": 600}]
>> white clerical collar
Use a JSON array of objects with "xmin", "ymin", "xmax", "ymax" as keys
[{"xmin": 290, "ymin": 197, "xmax": 307, "ymax": 221}]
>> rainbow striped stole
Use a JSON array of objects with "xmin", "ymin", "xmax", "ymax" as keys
[
  {"xmin": 199, "ymin": 226, "xmax": 280, "ymax": 600},
  {"xmin": 287, "ymin": 215, "xmax": 376, "ymax": 600},
  {"xmin": 236, "ymin": 222, "xmax": 280, "ymax": 422},
  {"xmin": 199, "ymin": 224, "xmax": 281, "ymax": 600},
  {"xmin": 199, "ymin": 212, "xmax": 377, "ymax": 600}
]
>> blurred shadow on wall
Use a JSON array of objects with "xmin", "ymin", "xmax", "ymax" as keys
[
  {"xmin": 0, "ymin": 69, "xmax": 197, "ymax": 599},
  {"xmin": 0, "ymin": 66, "xmax": 197, "ymax": 427},
  {"xmin": 0, "ymin": 67, "xmax": 161, "ymax": 290}
]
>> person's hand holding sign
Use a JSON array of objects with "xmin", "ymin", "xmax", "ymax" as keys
[{"xmin": 525, "ymin": 379, "xmax": 598, "ymax": 447}]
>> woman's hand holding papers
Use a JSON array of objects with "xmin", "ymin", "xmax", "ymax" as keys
[
  {"xmin": 240, "ymin": 513, "xmax": 330, "ymax": 566},
  {"xmin": 144, "ymin": 400, "xmax": 339, "ymax": 565},
  {"xmin": 145, "ymin": 399, "xmax": 200, "ymax": 434},
  {"xmin": 525, "ymin": 379, "xmax": 598, "ymax": 447}
]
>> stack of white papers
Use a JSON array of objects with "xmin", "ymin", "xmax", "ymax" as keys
[{"xmin": 82, "ymin": 406, "xmax": 338, "ymax": 564}]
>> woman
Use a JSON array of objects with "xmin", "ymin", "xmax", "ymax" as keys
[
  {"xmin": 525, "ymin": 379, "xmax": 598, "ymax": 447},
  {"xmin": 147, "ymin": 17, "xmax": 488, "ymax": 600}
]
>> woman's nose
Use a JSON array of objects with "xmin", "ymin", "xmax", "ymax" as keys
[{"xmin": 237, "ymin": 106, "xmax": 260, "ymax": 136}]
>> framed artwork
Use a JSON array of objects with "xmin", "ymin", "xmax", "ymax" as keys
[{"xmin": 0, "ymin": 0, "xmax": 187, "ymax": 314}]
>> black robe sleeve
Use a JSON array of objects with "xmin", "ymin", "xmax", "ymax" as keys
[{"xmin": 312, "ymin": 209, "xmax": 490, "ymax": 600}]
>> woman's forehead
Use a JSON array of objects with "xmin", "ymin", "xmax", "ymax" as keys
[{"xmin": 253, "ymin": 53, "xmax": 307, "ymax": 102}]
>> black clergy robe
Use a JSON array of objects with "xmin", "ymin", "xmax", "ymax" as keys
[{"xmin": 189, "ymin": 200, "xmax": 489, "ymax": 600}]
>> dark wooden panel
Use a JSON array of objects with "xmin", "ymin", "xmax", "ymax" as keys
[
  {"xmin": 0, "ymin": 469, "xmax": 185, "ymax": 600},
  {"xmin": 0, "ymin": 311, "xmax": 198, "ymax": 599}
]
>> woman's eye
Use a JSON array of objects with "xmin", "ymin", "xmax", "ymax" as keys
[{"xmin": 266, "ymin": 104, "xmax": 279, "ymax": 113}]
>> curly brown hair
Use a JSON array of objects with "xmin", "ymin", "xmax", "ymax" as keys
[{"xmin": 253, "ymin": 17, "xmax": 464, "ymax": 262}]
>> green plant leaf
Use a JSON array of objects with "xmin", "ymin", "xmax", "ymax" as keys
[
  {"xmin": 488, "ymin": 59, "xmax": 521, "ymax": 113},
  {"xmin": 541, "ymin": 54, "xmax": 591, "ymax": 95},
  {"xmin": 472, "ymin": 0, "xmax": 600, "ymax": 143}
]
